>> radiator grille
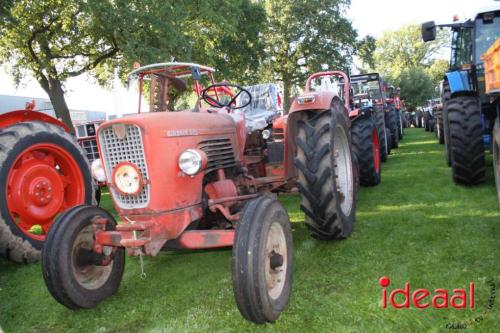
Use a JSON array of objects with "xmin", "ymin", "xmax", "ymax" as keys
[
  {"xmin": 79, "ymin": 138, "xmax": 100, "ymax": 163},
  {"xmin": 99, "ymin": 124, "xmax": 150, "ymax": 209},
  {"xmin": 273, "ymin": 128, "xmax": 284, "ymax": 141},
  {"xmin": 199, "ymin": 138, "xmax": 236, "ymax": 173}
]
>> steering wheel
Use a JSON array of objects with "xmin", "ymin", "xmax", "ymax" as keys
[{"xmin": 201, "ymin": 83, "xmax": 252, "ymax": 110}]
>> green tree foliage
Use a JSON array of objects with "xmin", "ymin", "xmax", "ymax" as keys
[
  {"xmin": 356, "ymin": 35, "xmax": 376, "ymax": 72},
  {"xmin": 259, "ymin": 0, "xmax": 357, "ymax": 111},
  {"xmin": 426, "ymin": 59, "xmax": 449, "ymax": 87},
  {"xmin": 0, "ymin": 0, "xmax": 264, "ymax": 127},
  {"xmin": 0, "ymin": 0, "xmax": 121, "ymax": 129},
  {"xmin": 391, "ymin": 66, "xmax": 434, "ymax": 109},
  {"xmin": 373, "ymin": 24, "xmax": 448, "ymax": 108},
  {"xmin": 374, "ymin": 24, "xmax": 447, "ymax": 76}
]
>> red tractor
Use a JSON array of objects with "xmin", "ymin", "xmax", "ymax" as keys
[
  {"xmin": 0, "ymin": 102, "xmax": 95, "ymax": 263},
  {"xmin": 41, "ymin": 63, "xmax": 357, "ymax": 323}
]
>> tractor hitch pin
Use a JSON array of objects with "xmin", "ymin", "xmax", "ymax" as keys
[
  {"xmin": 125, "ymin": 216, "xmax": 147, "ymax": 280},
  {"xmin": 132, "ymin": 229, "xmax": 147, "ymax": 280}
]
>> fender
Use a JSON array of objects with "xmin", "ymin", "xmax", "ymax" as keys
[
  {"xmin": 445, "ymin": 70, "xmax": 472, "ymax": 95},
  {"xmin": 0, "ymin": 110, "xmax": 70, "ymax": 132}
]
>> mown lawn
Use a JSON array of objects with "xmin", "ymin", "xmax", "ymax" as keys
[{"xmin": 1, "ymin": 128, "xmax": 499, "ymax": 332}]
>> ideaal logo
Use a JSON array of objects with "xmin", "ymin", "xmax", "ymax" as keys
[
  {"xmin": 378, "ymin": 276, "xmax": 496, "ymax": 330},
  {"xmin": 379, "ymin": 276, "xmax": 475, "ymax": 309}
]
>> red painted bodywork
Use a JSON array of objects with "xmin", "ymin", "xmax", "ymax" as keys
[
  {"xmin": 93, "ymin": 65, "xmax": 352, "ymax": 257},
  {"xmin": 0, "ymin": 110, "xmax": 69, "ymax": 132},
  {"xmin": 94, "ymin": 63, "xmax": 293, "ymax": 255}
]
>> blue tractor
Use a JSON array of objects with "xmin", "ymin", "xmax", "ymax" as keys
[{"xmin": 421, "ymin": 9, "xmax": 500, "ymax": 185}]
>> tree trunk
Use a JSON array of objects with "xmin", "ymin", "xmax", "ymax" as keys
[
  {"xmin": 283, "ymin": 79, "xmax": 291, "ymax": 114},
  {"xmin": 41, "ymin": 78, "xmax": 74, "ymax": 133}
]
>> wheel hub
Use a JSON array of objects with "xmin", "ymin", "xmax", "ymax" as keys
[
  {"xmin": 9, "ymin": 161, "xmax": 65, "ymax": 222},
  {"xmin": 5, "ymin": 143, "xmax": 86, "ymax": 240},
  {"xmin": 265, "ymin": 221, "xmax": 287, "ymax": 300}
]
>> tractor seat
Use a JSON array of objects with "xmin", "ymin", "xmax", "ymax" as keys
[{"xmin": 237, "ymin": 83, "xmax": 281, "ymax": 133}]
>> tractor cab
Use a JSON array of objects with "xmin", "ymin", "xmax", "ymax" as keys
[{"xmin": 350, "ymin": 73, "xmax": 385, "ymax": 107}]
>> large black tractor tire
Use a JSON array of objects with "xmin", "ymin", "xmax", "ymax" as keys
[
  {"xmin": 0, "ymin": 121, "xmax": 95, "ymax": 263},
  {"xmin": 42, "ymin": 205, "xmax": 125, "ymax": 309},
  {"xmin": 447, "ymin": 96, "xmax": 485, "ymax": 185},
  {"xmin": 375, "ymin": 110, "xmax": 388, "ymax": 162},
  {"xmin": 442, "ymin": 83, "xmax": 452, "ymax": 166},
  {"xmin": 351, "ymin": 116, "xmax": 381, "ymax": 186},
  {"xmin": 436, "ymin": 111, "xmax": 444, "ymax": 144},
  {"xmin": 294, "ymin": 100, "xmax": 357, "ymax": 240},
  {"xmin": 493, "ymin": 119, "xmax": 500, "ymax": 205},
  {"xmin": 396, "ymin": 110, "xmax": 403, "ymax": 140},
  {"xmin": 385, "ymin": 126, "xmax": 392, "ymax": 156},
  {"xmin": 232, "ymin": 196, "xmax": 293, "ymax": 324},
  {"xmin": 387, "ymin": 109, "xmax": 399, "ymax": 149}
]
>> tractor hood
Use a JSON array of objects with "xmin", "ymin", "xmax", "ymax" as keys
[
  {"xmin": 96, "ymin": 110, "xmax": 240, "ymax": 219},
  {"xmin": 105, "ymin": 110, "xmax": 237, "ymax": 137}
]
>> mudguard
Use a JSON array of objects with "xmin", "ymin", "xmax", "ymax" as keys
[
  {"xmin": 0, "ymin": 110, "xmax": 70, "ymax": 132},
  {"xmin": 445, "ymin": 70, "xmax": 472, "ymax": 94}
]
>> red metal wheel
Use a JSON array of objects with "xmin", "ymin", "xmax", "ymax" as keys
[{"xmin": 6, "ymin": 143, "xmax": 85, "ymax": 241}]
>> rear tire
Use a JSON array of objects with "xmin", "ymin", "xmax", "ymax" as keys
[
  {"xmin": 351, "ymin": 115, "xmax": 381, "ymax": 186},
  {"xmin": 375, "ymin": 109, "xmax": 388, "ymax": 162},
  {"xmin": 0, "ymin": 121, "xmax": 94, "ymax": 263},
  {"xmin": 387, "ymin": 108, "xmax": 399, "ymax": 148},
  {"xmin": 448, "ymin": 96, "xmax": 485, "ymax": 185},
  {"xmin": 442, "ymin": 83, "xmax": 452, "ymax": 166},
  {"xmin": 294, "ymin": 99, "xmax": 357, "ymax": 240},
  {"xmin": 436, "ymin": 111, "xmax": 444, "ymax": 144},
  {"xmin": 397, "ymin": 110, "xmax": 403, "ymax": 140},
  {"xmin": 42, "ymin": 205, "xmax": 125, "ymax": 309},
  {"xmin": 232, "ymin": 196, "xmax": 293, "ymax": 324}
]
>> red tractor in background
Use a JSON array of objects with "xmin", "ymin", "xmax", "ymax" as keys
[
  {"xmin": 0, "ymin": 102, "xmax": 95, "ymax": 263},
  {"xmin": 41, "ymin": 63, "xmax": 357, "ymax": 324}
]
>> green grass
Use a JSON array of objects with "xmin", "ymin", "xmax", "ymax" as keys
[{"xmin": 1, "ymin": 128, "xmax": 499, "ymax": 332}]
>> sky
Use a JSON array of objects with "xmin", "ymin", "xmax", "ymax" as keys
[{"xmin": 0, "ymin": 0, "xmax": 498, "ymax": 116}]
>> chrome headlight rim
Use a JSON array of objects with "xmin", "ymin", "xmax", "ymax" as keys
[{"xmin": 178, "ymin": 149, "xmax": 207, "ymax": 176}]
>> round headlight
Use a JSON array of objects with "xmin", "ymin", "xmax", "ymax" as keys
[
  {"xmin": 91, "ymin": 159, "xmax": 107, "ymax": 183},
  {"xmin": 113, "ymin": 162, "xmax": 143, "ymax": 195},
  {"xmin": 178, "ymin": 149, "xmax": 206, "ymax": 176}
]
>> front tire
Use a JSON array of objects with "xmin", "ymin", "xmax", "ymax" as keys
[
  {"xmin": 351, "ymin": 115, "xmax": 381, "ymax": 186},
  {"xmin": 0, "ymin": 121, "xmax": 94, "ymax": 263},
  {"xmin": 294, "ymin": 100, "xmax": 357, "ymax": 240},
  {"xmin": 232, "ymin": 196, "xmax": 293, "ymax": 324},
  {"xmin": 42, "ymin": 205, "xmax": 125, "ymax": 309},
  {"xmin": 447, "ymin": 96, "xmax": 485, "ymax": 185}
]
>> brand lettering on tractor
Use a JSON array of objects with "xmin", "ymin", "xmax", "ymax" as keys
[
  {"xmin": 166, "ymin": 129, "xmax": 199, "ymax": 137},
  {"xmin": 379, "ymin": 276, "xmax": 475, "ymax": 309}
]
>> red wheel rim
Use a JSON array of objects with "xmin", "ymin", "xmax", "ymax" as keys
[
  {"xmin": 372, "ymin": 128, "xmax": 381, "ymax": 173},
  {"xmin": 6, "ymin": 143, "xmax": 85, "ymax": 241}
]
